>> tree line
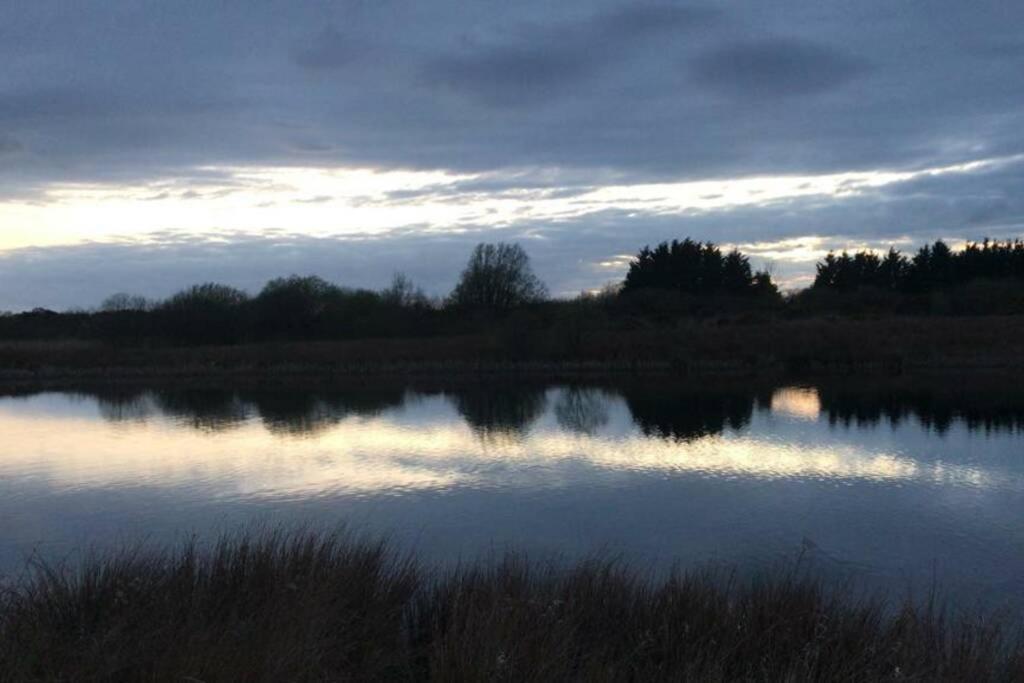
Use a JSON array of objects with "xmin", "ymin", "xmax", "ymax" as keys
[
  {"xmin": 0, "ymin": 243, "xmax": 554, "ymax": 345},
  {"xmin": 1, "ymin": 236, "xmax": 1022, "ymax": 346},
  {"xmin": 812, "ymin": 239, "xmax": 1024, "ymax": 292}
]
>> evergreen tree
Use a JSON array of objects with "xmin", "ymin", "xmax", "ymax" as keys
[{"xmin": 623, "ymin": 239, "xmax": 774, "ymax": 296}]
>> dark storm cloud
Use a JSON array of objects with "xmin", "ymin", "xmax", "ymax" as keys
[
  {"xmin": 424, "ymin": 5, "xmax": 718, "ymax": 106},
  {"xmin": 690, "ymin": 39, "xmax": 870, "ymax": 98},
  {"xmin": 2, "ymin": 0, "xmax": 1022, "ymax": 187},
  {"xmin": 426, "ymin": 46, "xmax": 595, "ymax": 107}
]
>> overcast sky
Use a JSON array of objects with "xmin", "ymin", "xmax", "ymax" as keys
[{"xmin": 1, "ymin": 0, "xmax": 1023, "ymax": 310}]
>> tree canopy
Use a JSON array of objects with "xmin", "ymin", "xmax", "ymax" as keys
[
  {"xmin": 254, "ymin": 275, "xmax": 341, "ymax": 337},
  {"xmin": 449, "ymin": 243, "xmax": 548, "ymax": 311},
  {"xmin": 622, "ymin": 239, "xmax": 777, "ymax": 297},
  {"xmin": 813, "ymin": 239, "xmax": 1024, "ymax": 292},
  {"xmin": 159, "ymin": 283, "xmax": 251, "ymax": 344},
  {"xmin": 100, "ymin": 293, "xmax": 152, "ymax": 313}
]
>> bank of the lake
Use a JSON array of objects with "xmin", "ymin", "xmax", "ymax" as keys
[{"xmin": 1, "ymin": 315, "xmax": 1023, "ymax": 380}]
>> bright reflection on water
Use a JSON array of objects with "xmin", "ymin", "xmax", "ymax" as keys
[{"xmin": 1, "ymin": 380, "xmax": 1023, "ymax": 608}]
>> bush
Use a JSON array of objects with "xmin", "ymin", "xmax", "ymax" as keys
[
  {"xmin": 254, "ymin": 275, "xmax": 341, "ymax": 339},
  {"xmin": 158, "ymin": 283, "xmax": 251, "ymax": 345}
]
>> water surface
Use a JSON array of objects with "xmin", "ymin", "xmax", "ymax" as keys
[{"xmin": 2, "ymin": 378, "xmax": 1022, "ymax": 608}]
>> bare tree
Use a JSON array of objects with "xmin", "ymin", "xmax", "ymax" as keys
[
  {"xmin": 382, "ymin": 272, "xmax": 430, "ymax": 308},
  {"xmin": 100, "ymin": 292, "xmax": 151, "ymax": 312},
  {"xmin": 449, "ymin": 243, "xmax": 548, "ymax": 311}
]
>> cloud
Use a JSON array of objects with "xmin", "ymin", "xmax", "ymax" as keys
[
  {"xmin": 0, "ymin": 135, "xmax": 22, "ymax": 155},
  {"xmin": 691, "ymin": 39, "xmax": 870, "ymax": 98},
  {"xmin": 0, "ymin": 86, "xmax": 120, "ymax": 122},
  {"xmin": 594, "ymin": 5, "xmax": 720, "ymax": 36},
  {"xmin": 291, "ymin": 26, "xmax": 362, "ymax": 71},
  {"xmin": 1, "ymin": 0, "xmax": 1024, "ymax": 300},
  {"xmin": 3, "ymin": 155, "xmax": 1023, "ymax": 310},
  {"xmin": 0, "ymin": 0, "xmax": 1021, "ymax": 189},
  {"xmin": 423, "ymin": 4, "xmax": 718, "ymax": 107},
  {"xmin": 426, "ymin": 45, "xmax": 595, "ymax": 107}
]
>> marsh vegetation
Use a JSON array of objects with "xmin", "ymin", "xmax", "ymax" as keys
[{"xmin": 2, "ymin": 529, "xmax": 1021, "ymax": 681}]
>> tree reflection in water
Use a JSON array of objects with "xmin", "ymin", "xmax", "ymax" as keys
[
  {"xmin": 449, "ymin": 384, "xmax": 549, "ymax": 442},
  {"xmin": 553, "ymin": 387, "xmax": 611, "ymax": 436},
  {"xmin": 32, "ymin": 376, "xmax": 1024, "ymax": 440},
  {"xmin": 621, "ymin": 386, "xmax": 772, "ymax": 442}
]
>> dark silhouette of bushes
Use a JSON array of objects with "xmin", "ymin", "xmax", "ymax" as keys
[
  {"xmin": 614, "ymin": 239, "xmax": 781, "ymax": 320},
  {"xmin": 81, "ymin": 271, "xmax": 441, "ymax": 346},
  {"xmin": 4, "ymin": 238, "xmax": 1024, "ymax": 349},
  {"xmin": 623, "ymin": 238, "xmax": 778, "ymax": 298},
  {"xmin": 157, "ymin": 283, "xmax": 251, "ymax": 345},
  {"xmin": 813, "ymin": 239, "xmax": 1024, "ymax": 293},
  {"xmin": 93, "ymin": 294, "xmax": 154, "ymax": 346},
  {"xmin": 254, "ymin": 275, "xmax": 340, "ymax": 339},
  {"xmin": 250, "ymin": 273, "xmax": 439, "ymax": 342},
  {"xmin": 0, "ymin": 308, "xmax": 90, "ymax": 340},
  {"xmin": 796, "ymin": 239, "xmax": 1024, "ymax": 315},
  {"xmin": 100, "ymin": 293, "xmax": 152, "ymax": 313}
]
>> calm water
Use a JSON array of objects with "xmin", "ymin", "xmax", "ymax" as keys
[{"xmin": 2, "ymin": 378, "xmax": 1023, "ymax": 607}]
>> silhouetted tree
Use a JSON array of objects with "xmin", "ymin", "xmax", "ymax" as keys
[
  {"xmin": 5, "ymin": 234, "xmax": 1023, "ymax": 347},
  {"xmin": 449, "ymin": 243, "xmax": 548, "ymax": 311},
  {"xmin": 95, "ymin": 293, "xmax": 154, "ymax": 344},
  {"xmin": 100, "ymin": 293, "xmax": 151, "ymax": 312},
  {"xmin": 812, "ymin": 239, "xmax": 1024, "ymax": 295},
  {"xmin": 159, "ymin": 283, "xmax": 250, "ymax": 344},
  {"xmin": 623, "ymin": 239, "xmax": 777, "ymax": 297},
  {"xmin": 878, "ymin": 248, "xmax": 909, "ymax": 290},
  {"xmin": 382, "ymin": 272, "xmax": 431, "ymax": 309},
  {"xmin": 255, "ymin": 275, "xmax": 341, "ymax": 338},
  {"xmin": 722, "ymin": 250, "xmax": 754, "ymax": 294}
]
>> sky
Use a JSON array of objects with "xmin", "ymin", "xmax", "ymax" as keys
[{"xmin": 1, "ymin": 0, "xmax": 1023, "ymax": 310}]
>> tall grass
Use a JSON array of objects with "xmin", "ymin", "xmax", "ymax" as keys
[
  {"xmin": 3, "ymin": 315, "xmax": 1024, "ymax": 381},
  {"xmin": 1, "ymin": 529, "xmax": 1021, "ymax": 681}
]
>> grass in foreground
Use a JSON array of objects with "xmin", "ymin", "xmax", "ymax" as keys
[{"xmin": 1, "ymin": 530, "xmax": 1021, "ymax": 681}]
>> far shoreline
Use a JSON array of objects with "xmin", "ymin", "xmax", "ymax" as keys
[{"xmin": 1, "ymin": 314, "xmax": 1023, "ymax": 383}]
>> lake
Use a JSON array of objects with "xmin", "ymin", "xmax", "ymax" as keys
[{"xmin": 2, "ymin": 377, "xmax": 1022, "ymax": 609}]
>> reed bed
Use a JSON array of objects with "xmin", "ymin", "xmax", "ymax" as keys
[
  {"xmin": 3, "ymin": 315, "xmax": 1024, "ymax": 383},
  {"xmin": 1, "ymin": 529, "xmax": 1021, "ymax": 681}
]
